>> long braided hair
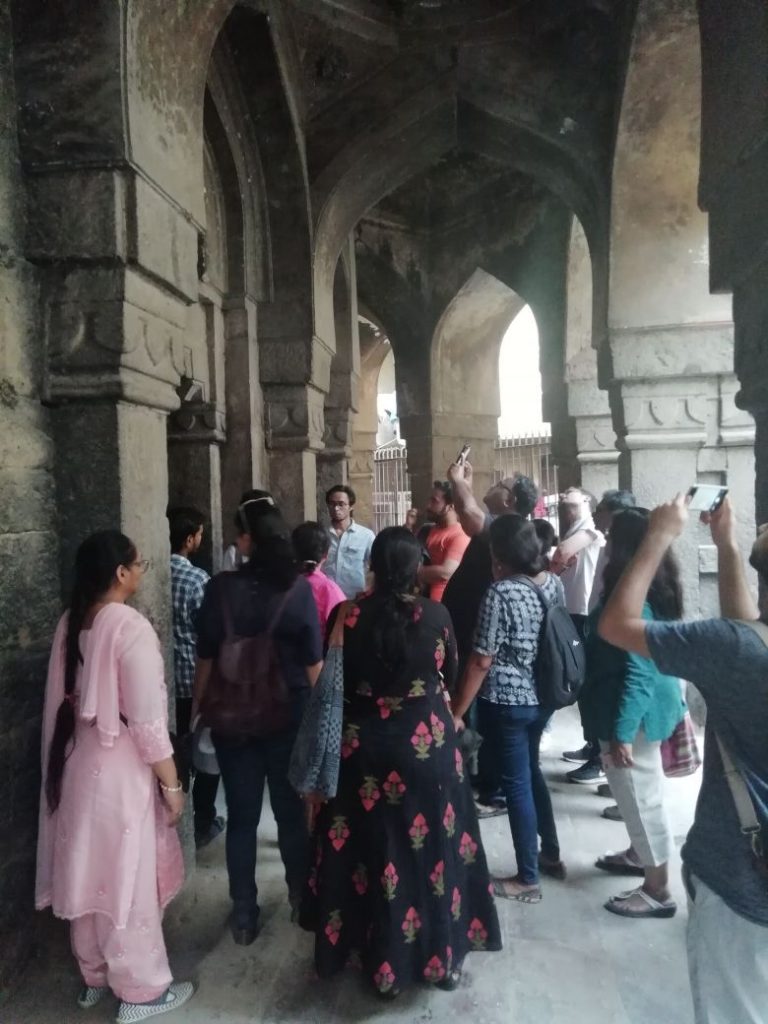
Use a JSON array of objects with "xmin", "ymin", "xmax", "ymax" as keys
[
  {"xmin": 370, "ymin": 527, "xmax": 422, "ymax": 668},
  {"xmin": 45, "ymin": 531, "xmax": 137, "ymax": 813}
]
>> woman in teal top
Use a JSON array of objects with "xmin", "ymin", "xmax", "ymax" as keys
[{"xmin": 584, "ymin": 509, "xmax": 686, "ymax": 919}]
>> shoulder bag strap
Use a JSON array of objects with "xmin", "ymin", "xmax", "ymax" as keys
[
  {"xmin": 716, "ymin": 619, "xmax": 768, "ymax": 843},
  {"xmin": 510, "ymin": 573, "xmax": 551, "ymax": 611},
  {"xmin": 328, "ymin": 601, "xmax": 353, "ymax": 649},
  {"xmin": 715, "ymin": 734, "xmax": 761, "ymax": 838}
]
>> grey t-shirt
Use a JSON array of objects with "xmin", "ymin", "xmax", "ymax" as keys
[{"xmin": 646, "ymin": 618, "xmax": 768, "ymax": 926}]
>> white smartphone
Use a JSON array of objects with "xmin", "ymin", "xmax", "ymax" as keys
[{"xmin": 687, "ymin": 484, "xmax": 728, "ymax": 513}]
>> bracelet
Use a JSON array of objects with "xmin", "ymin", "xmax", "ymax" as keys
[{"xmin": 159, "ymin": 780, "xmax": 183, "ymax": 793}]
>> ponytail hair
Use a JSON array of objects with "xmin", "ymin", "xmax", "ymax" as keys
[
  {"xmin": 369, "ymin": 527, "xmax": 422, "ymax": 668},
  {"xmin": 240, "ymin": 498, "xmax": 298, "ymax": 590},
  {"xmin": 45, "ymin": 530, "xmax": 137, "ymax": 813},
  {"xmin": 292, "ymin": 521, "xmax": 330, "ymax": 575}
]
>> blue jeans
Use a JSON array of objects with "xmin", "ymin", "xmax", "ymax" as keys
[
  {"xmin": 213, "ymin": 729, "xmax": 309, "ymax": 916},
  {"xmin": 478, "ymin": 699, "xmax": 560, "ymax": 885}
]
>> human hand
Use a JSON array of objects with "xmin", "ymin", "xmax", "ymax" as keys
[
  {"xmin": 609, "ymin": 740, "xmax": 634, "ymax": 768},
  {"xmin": 648, "ymin": 494, "xmax": 689, "ymax": 541},
  {"xmin": 163, "ymin": 787, "xmax": 185, "ymax": 826},
  {"xmin": 405, "ymin": 508, "xmax": 419, "ymax": 530},
  {"xmin": 453, "ymin": 715, "xmax": 466, "ymax": 733},
  {"xmin": 447, "ymin": 459, "xmax": 473, "ymax": 486},
  {"xmin": 702, "ymin": 495, "xmax": 737, "ymax": 548}
]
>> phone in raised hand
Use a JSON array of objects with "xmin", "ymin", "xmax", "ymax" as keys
[
  {"xmin": 456, "ymin": 443, "xmax": 471, "ymax": 466},
  {"xmin": 687, "ymin": 484, "xmax": 728, "ymax": 514}
]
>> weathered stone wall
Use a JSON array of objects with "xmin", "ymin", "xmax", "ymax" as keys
[{"xmin": 0, "ymin": 0, "xmax": 61, "ymax": 986}]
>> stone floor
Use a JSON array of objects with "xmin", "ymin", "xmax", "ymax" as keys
[{"xmin": 7, "ymin": 708, "xmax": 701, "ymax": 1024}]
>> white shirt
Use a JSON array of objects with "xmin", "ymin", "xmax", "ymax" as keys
[
  {"xmin": 325, "ymin": 521, "xmax": 375, "ymax": 599},
  {"xmin": 559, "ymin": 517, "xmax": 605, "ymax": 616}
]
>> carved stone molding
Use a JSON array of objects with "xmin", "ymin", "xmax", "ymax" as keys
[
  {"xmin": 264, "ymin": 384, "xmax": 326, "ymax": 452},
  {"xmin": 168, "ymin": 397, "xmax": 226, "ymax": 445},
  {"xmin": 619, "ymin": 378, "xmax": 718, "ymax": 451}
]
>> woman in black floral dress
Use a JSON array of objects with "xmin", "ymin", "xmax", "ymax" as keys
[{"xmin": 300, "ymin": 527, "xmax": 501, "ymax": 997}]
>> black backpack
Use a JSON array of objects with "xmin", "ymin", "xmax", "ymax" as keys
[{"xmin": 513, "ymin": 576, "xmax": 586, "ymax": 709}]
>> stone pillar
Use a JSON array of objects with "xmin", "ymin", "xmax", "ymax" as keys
[
  {"xmin": 263, "ymin": 381, "xmax": 327, "ymax": 527},
  {"xmin": 611, "ymin": 327, "xmax": 755, "ymax": 617},
  {"xmin": 168, "ymin": 395, "xmax": 225, "ymax": 575},
  {"xmin": 733, "ymin": 261, "xmax": 768, "ymax": 533},
  {"xmin": 220, "ymin": 297, "xmax": 268, "ymax": 541},
  {"xmin": 350, "ymin": 362, "xmax": 379, "ymax": 527},
  {"xmin": 568, "ymin": 382, "xmax": 619, "ymax": 498},
  {"xmin": 607, "ymin": 0, "xmax": 755, "ymax": 615}
]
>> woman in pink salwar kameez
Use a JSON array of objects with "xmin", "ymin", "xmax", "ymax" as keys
[{"xmin": 35, "ymin": 531, "xmax": 195, "ymax": 1022}]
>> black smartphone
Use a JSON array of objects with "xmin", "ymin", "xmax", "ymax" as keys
[{"xmin": 456, "ymin": 443, "xmax": 471, "ymax": 466}]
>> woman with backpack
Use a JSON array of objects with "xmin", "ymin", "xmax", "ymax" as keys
[
  {"xmin": 452, "ymin": 514, "xmax": 566, "ymax": 902},
  {"xmin": 583, "ymin": 508, "xmax": 685, "ymax": 919},
  {"xmin": 193, "ymin": 494, "xmax": 323, "ymax": 944}
]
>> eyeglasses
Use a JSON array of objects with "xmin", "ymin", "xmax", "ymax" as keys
[
  {"xmin": 132, "ymin": 559, "xmax": 150, "ymax": 573},
  {"xmin": 328, "ymin": 501, "xmax": 350, "ymax": 508}
]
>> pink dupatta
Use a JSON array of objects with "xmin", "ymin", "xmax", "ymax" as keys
[{"xmin": 36, "ymin": 603, "xmax": 183, "ymax": 927}]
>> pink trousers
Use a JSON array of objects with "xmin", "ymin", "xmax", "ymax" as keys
[{"xmin": 70, "ymin": 900, "xmax": 171, "ymax": 1003}]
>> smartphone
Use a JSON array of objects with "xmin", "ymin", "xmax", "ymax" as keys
[
  {"xmin": 687, "ymin": 484, "xmax": 728, "ymax": 513},
  {"xmin": 456, "ymin": 443, "xmax": 471, "ymax": 466}
]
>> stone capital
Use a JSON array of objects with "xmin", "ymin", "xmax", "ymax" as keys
[
  {"xmin": 264, "ymin": 384, "xmax": 325, "ymax": 453},
  {"xmin": 168, "ymin": 397, "xmax": 226, "ymax": 444}
]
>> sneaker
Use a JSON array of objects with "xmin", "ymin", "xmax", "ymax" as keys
[
  {"xmin": 562, "ymin": 743, "xmax": 591, "ymax": 763},
  {"xmin": 567, "ymin": 760, "xmax": 606, "ymax": 784},
  {"xmin": 597, "ymin": 783, "xmax": 612, "ymax": 798},
  {"xmin": 115, "ymin": 982, "xmax": 195, "ymax": 1022},
  {"xmin": 77, "ymin": 986, "xmax": 109, "ymax": 1009},
  {"xmin": 195, "ymin": 815, "xmax": 225, "ymax": 850}
]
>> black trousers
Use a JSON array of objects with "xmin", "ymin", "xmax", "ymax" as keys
[
  {"xmin": 176, "ymin": 696, "xmax": 221, "ymax": 835},
  {"xmin": 570, "ymin": 614, "xmax": 600, "ymax": 763}
]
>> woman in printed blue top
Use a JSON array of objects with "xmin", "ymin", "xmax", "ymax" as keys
[
  {"xmin": 452, "ymin": 515, "xmax": 566, "ymax": 903},
  {"xmin": 583, "ymin": 508, "xmax": 685, "ymax": 919}
]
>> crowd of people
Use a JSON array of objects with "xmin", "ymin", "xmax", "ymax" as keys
[{"xmin": 33, "ymin": 465, "xmax": 768, "ymax": 1023}]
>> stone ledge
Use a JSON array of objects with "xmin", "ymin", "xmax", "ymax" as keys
[{"xmin": 610, "ymin": 321, "xmax": 735, "ymax": 381}]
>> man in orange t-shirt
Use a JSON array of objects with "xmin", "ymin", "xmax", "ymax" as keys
[{"xmin": 417, "ymin": 480, "xmax": 471, "ymax": 602}]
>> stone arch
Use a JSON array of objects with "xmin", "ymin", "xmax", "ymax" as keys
[
  {"xmin": 429, "ymin": 269, "xmax": 526, "ymax": 503},
  {"xmin": 608, "ymin": 0, "xmax": 755, "ymax": 614},
  {"xmin": 312, "ymin": 89, "xmax": 603, "ymax": 360}
]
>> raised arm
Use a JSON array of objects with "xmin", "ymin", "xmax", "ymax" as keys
[
  {"xmin": 704, "ymin": 498, "xmax": 760, "ymax": 621},
  {"xmin": 599, "ymin": 495, "xmax": 689, "ymax": 657},
  {"xmin": 447, "ymin": 461, "xmax": 486, "ymax": 538}
]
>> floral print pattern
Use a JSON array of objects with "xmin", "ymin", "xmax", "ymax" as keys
[{"xmin": 300, "ymin": 593, "xmax": 501, "ymax": 994}]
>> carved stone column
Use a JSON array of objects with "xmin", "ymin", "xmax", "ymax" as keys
[
  {"xmin": 612, "ymin": 325, "xmax": 755, "ymax": 616},
  {"xmin": 568, "ymin": 380, "xmax": 619, "ymax": 499},
  {"xmin": 168, "ymin": 386, "xmax": 226, "ymax": 574}
]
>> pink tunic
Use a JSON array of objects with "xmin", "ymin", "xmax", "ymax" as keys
[
  {"xmin": 305, "ymin": 569, "xmax": 346, "ymax": 633},
  {"xmin": 35, "ymin": 604, "xmax": 183, "ymax": 930}
]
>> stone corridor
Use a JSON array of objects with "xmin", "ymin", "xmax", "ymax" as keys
[{"xmin": 7, "ymin": 711, "xmax": 700, "ymax": 1024}]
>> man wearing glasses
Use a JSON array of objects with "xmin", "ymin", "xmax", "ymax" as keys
[{"xmin": 324, "ymin": 485, "xmax": 375, "ymax": 599}]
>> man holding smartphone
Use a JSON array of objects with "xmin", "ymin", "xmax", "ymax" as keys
[
  {"xmin": 599, "ymin": 496, "xmax": 768, "ymax": 1024},
  {"xmin": 416, "ymin": 481, "xmax": 470, "ymax": 601}
]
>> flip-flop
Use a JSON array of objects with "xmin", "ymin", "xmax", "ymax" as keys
[
  {"xmin": 595, "ymin": 852, "xmax": 644, "ymax": 876},
  {"xmin": 604, "ymin": 886, "xmax": 677, "ymax": 919},
  {"xmin": 491, "ymin": 877, "xmax": 542, "ymax": 903}
]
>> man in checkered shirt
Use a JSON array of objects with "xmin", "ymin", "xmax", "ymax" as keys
[{"xmin": 168, "ymin": 507, "xmax": 224, "ymax": 848}]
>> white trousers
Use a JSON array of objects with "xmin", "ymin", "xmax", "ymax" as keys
[
  {"xmin": 687, "ymin": 873, "xmax": 768, "ymax": 1024},
  {"xmin": 600, "ymin": 731, "xmax": 672, "ymax": 866}
]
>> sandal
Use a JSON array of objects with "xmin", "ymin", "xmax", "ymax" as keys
[
  {"xmin": 491, "ymin": 877, "xmax": 542, "ymax": 903},
  {"xmin": 604, "ymin": 887, "xmax": 677, "ymax": 919},
  {"xmin": 595, "ymin": 851, "xmax": 644, "ymax": 876}
]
